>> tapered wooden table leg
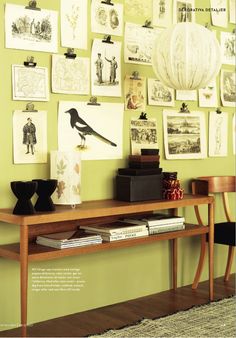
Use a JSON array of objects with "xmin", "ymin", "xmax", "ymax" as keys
[
  {"xmin": 20, "ymin": 225, "xmax": 28, "ymax": 337},
  {"xmin": 208, "ymin": 202, "xmax": 214, "ymax": 301},
  {"xmin": 172, "ymin": 238, "xmax": 177, "ymax": 290}
]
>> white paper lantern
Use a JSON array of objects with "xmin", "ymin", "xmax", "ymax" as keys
[
  {"xmin": 50, "ymin": 150, "xmax": 81, "ymax": 206},
  {"xmin": 152, "ymin": 22, "xmax": 221, "ymax": 90}
]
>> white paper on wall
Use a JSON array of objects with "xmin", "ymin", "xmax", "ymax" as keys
[
  {"xmin": 221, "ymin": 32, "xmax": 236, "ymax": 65},
  {"xmin": 198, "ymin": 79, "xmax": 218, "ymax": 107},
  {"xmin": 209, "ymin": 111, "xmax": 228, "ymax": 157},
  {"xmin": 58, "ymin": 101, "xmax": 124, "ymax": 160},
  {"xmin": 210, "ymin": 0, "xmax": 228, "ymax": 28},
  {"xmin": 220, "ymin": 70, "xmax": 236, "ymax": 107},
  {"xmin": 153, "ymin": 0, "xmax": 172, "ymax": 27},
  {"xmin": 148, "ymin": 78, "xmax": 175, "ymax": 107}
]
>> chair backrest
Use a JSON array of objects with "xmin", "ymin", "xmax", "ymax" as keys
[{"xmin": 192, "ymin": 176, "xmax": 236, "ymax": 224}]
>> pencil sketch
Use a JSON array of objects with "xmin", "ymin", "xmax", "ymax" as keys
[
  {"xmin": 148, "ymin": 78, "xmax": 174, "ymax": 106},
  {"xmin": 125, "ymin": 75, "xmax": 146, "ymax": 111},
  {"xmin": 52, "ymin": 55, "xmax": 90, "ymax": 95},
  {"xmin": 125, "ymin": 0, "xmax": 152, "ymax": 19},
  {"xmin": 209, "ymin": 111, "xmax": 228, "ymax": 157},
  {"xmin": 5, "ymin": 3, "xmax": 58, "ymax": 52},
  {"xmin": 221, "ymin": 70, "xmax": 236, "ymax": 107},
  {"xmin": 12, "ymin": 65, "xmax": 49, "ymax": 101},
  {"xmin": 163, "ymin": 110, "xmax": 206, "ymax": 159},
  {"xmin": 198, "ymin": 79, "xmax": 218, "ymax": 107},
  {"xmin": 210, "ymin": 0, "xmax": 227, "ymax": 27},
  {"xmin": 13, "ymin": 110, "xmax": 47, "ymax": 164},
  {"xmin": 153, "ymin": 0, "xmax": 172, "ymax": 27},
  {"xmin": 91, "ymin": 0, "xmax": 123, "ymax": 36},
  {"xmin": 173, "ymin": 0, "xmax": 195, "ymax": 23},
  {"xmin": 221, "ymin": 32, "xmax": 236, "ymax": 65},
  {"xmin": 61, "ymin": 0, "xmax": 87, "ymax": 49}
]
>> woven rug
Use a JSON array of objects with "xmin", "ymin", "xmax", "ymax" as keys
[{"xmin": 90, "ymin": 297, "xmax": 236, "ymax": 337}]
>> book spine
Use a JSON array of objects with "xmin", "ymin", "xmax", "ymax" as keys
[
  {"xmin": 101, "ymin": 230, "xmax": 148, "ymax": 242},
  {"xmin": 145, "ymin": 218, "xmax": 185, "ymax": 226},
  {"xmin": 81, "ymin": 225, "xmax": 147, "ymax": 235},
  {"xmin": 149, "ymin": 224, "xmax": 185, "ymax": 234}
]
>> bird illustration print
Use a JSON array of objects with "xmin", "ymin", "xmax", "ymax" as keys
[{"xmin": 65, "ymin": 108, "xmax": 117, "ymax": 148}]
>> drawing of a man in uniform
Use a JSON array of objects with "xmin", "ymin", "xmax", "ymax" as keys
[{"xmin": 23, "ymin": 117, "xmax": 37, "ymax": 155}]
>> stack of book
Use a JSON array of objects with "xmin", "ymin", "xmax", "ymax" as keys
[
  {"xmin": 123, "ymin": 214, "xmax": 185, "ymax": 235},
  {"xmin": 36, "ymin": 230, "xmax": 102, "ymax": 249},
  {"xmin": 80, "ymin": 221, "xmax": 148, "ymax": 242}
]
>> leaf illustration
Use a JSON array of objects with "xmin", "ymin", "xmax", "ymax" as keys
[{"xmin": 56, "ymin": 181, "xmax": 66, "ymax": 198}]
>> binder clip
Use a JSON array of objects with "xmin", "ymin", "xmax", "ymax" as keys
[
  {"xmin": 87, "ymin": 97, "xmax": 101, "ymax": 106},
  {"xmin": 178, "ymin": 103, "xmax": 190, "ymax": 113},
  {"xmin": 24, "ymin": 56, "xmax": 37, "ymax": 67},
  {"xmin": 102, "ymin": 35, "xmax": 114, "ymax": 44},
  {"xmin": 101, "ymin": 0, "xmax": 114, "ymax": 5},
  {"xmin": 64, "ymin": 48, "xmax": 77, "ymax": 59},
  {"xmin": 142, "ymin": 20, "xmax": 153, "ymax": 29},
  {"xmin": 139, "ymin": 112, "xmax": 148, "ymax": 120},
  {"xmin": 25, "ymin": 0, "xmax": 41, "ymax": 10},
  {"xmin": 23, "ymin": 102, "xmax": 38, "ymax": 112},
  {"xmin": 130, "ymin": 71, "xmax": 141, "ymax": 80}
]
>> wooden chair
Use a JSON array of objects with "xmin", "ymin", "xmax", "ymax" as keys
[{"xmin": 192, "ymin": 176, "xmax": 236, "ymax": 289}]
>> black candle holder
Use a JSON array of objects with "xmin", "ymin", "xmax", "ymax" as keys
[
  {"xmin": 33, "ymin": 179, "xmax": 57, "ymax": 212},
  {"xmin": 11, "ymin": 181, "xmax": 38, "ymax": 215}
]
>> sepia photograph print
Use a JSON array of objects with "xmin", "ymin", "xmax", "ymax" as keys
[
  {"xmin": 148, "ymin": 78, "xmax": 174, "ymax": 106},
  {"xmin": 5, "ymin": 3, "xmax": 58, "ymax": 53},
  {"xmin": 220, "ymin": 70, "xmax": 236, "ymax": 107},
  {"xmin": 163, "ymin": 110, "xmax": 206, "ymax": 159}
]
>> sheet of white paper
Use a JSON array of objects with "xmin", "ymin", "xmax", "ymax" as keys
[
  {"xmin": 220, "ymin": 70, "xmax": 236, "ymax": 107},
  {"xmin": 58, "ymin": 101, "xmax": 124, "ymax": 160},
  {"xmin": 221, "ymin": 32, "xmax": 235, "ymax": 65},
  {"xmin": 5, "ymin": 3, "xmax": 58, "ymax": 53},
  {"xmin": 229, "ymin": 0, "xmax": 236, "ymax": 23},
  {"xmin": 124, "ymin": 75, "xmax": 146, "ymax": 111},
  {"xmin": 173, "ymin": 0, "xmax": 195, "ymax": 23},
  {"xmin": 124, "ymin": 0, "xmax": 152, "ymax": 20},
  {"xmin": 153, "ymin": 0, "xmax": 172, "ymax": 27},
  {"xmin": 61, "ymin": 0, "xmax": 88, "ymax": 50},
  {"xmin": 163, "ymin": 110, "xmax": 207, "ymax": 160},
  {"xmin": 13, "ymin": 110, "xmax": 47, "ymax": 164},
  {"xmin": 198, "ymin": 79, "xmax": 218, "ymax": 107},
  {"xmin": 12, "ymin": 65, "xmax": 49, "ymax": 101},
  {"xmin": 210, "ymin": 0, "xmax": 228, "ymax": 28},
  {"xmin": 130, "ymin": 118, "xmax": 159, "ymax": 155},
  {"xmin": 233, "ymin": 114, "xmax": 236, "ymax": 155},
  {"xmin": 91, "ymin": 0, "xmax": 123, "ymax": 36},
  {"xmin": 52, "ymin": 55, "xmax": 90, "ymax": 95},
  {"xmin": 209, "ymin": 111, "xmax": 228, "ymax": 157},
  {"xmin": 148, "ymin": 78, "xmax": 175, "ymax": 107},
  {"xmin": 91, "ymin": 39, "xmax": 122, "ymax": 97},
  {"xmin": 176, "ymin": 90, "xmax": 197, "ymax": 101},
  {"xmin": 124, "ymin": 23, "xmax": 162, "ymax": 65}
]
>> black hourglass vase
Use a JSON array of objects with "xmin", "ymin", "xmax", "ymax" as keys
[
  {"xmin": 11, "ymin": 181, "xmax": 38, "ymax": 215},
  {"xmin": 33, "ymin": 179, "xmax": 58, "ymax": 212}
]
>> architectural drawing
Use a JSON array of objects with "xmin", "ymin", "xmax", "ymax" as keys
[
  {"xmin": 148, "ymin": 79, "xmax": 174, "ymax": 107},
  {"xmin": 221, "ymin": 32, "xmax": 235, "ymax": 65},
  {"xmin": 221, "ymin": 70, "xmax": 236, "ymax": 107},
  {"xmin": 153, "ymin": 0, "xmax": 172, "ymax": 27},
  {"xmin": 12, "ymin": 65, "xmax": 49, "ymax": 101},
  {"xmin": 61, "ymin": 0, "xmax": 87, "ymax": 49},
  {"xmin": 13, "ymin": 110, "xmax": 47, "ymax": 164},
  {"xmin": 91, "ymin": 0, "xmax": 123, "ymax": 36},
  {"xmin": 5, "ymin": 3, "xmax": 58, "ymax": 53},
  {"xmin": 91, "ymin": 39, "xmax": 122, "ymax": 97},
  {"xmin": 52, "ymin": 55, "xmax": 90, "ymax": 95},
  {"xmin": 209, "ymin": 111, "xmax": 228, "ymax": 157},
  {"xmin": 58, "ymin": 101, "xmax": 124, "ymax": 160}
]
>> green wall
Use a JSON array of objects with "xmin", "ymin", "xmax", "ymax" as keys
[{"xmin": 0, "ymin": 0, "xmax": 235, "ymax": 331}]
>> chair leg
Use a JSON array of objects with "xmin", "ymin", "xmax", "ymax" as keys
[
  {"xmin": 192, "ymin": 234, "xmax": 207, "ymax": 289},
  {"xmin": 224, "ymin": 246, "xmax": 235, "ymax": 282}
]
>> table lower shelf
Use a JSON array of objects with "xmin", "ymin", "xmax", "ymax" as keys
[{"xmin": 0, "ymin": 224, "xmax": 208, "ymax": 262}]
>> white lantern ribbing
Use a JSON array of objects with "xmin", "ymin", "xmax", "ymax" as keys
[
  {"xmin": 50, "ymin": 150, "xmax": 81, "ymax": 206},
  {"xmin": 152, "ymin": 22, "xmax": 221, "ymax": 90}
]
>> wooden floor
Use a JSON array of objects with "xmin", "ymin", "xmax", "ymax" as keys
[{"xmin": 1, "ymin": 274, "xmax": 235, "ymax": 338}]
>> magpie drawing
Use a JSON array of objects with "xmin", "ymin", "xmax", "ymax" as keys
[{"xmin": 65, "ymin": 108, "xmax": 117, "ymax": 148}]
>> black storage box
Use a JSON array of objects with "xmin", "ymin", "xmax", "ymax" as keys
[{"xmin": 116, "ymin": 174, "xmax": 163, "ymax": 202}]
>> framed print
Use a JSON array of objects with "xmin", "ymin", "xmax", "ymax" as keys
[
  {"xmin": 61, "ymin": 0, "xmax": 88, "ymax": 50},
  {"xmin": 221, "ymin": 32, "xmax": 235, "ymax": 65},
  {"xmin": 148, "ymin": 78, "xmax": 175, "ymax": 106},
  {"xmin": 13, "ymin": 110, "xmax": 47, "ymax": 164},
  {"xmin": 124, "ymin": 75, "xmax": 146, "ymax": 111},
  {"xmin": 209, "ymin": 111, "xmax": 228, "ymax": 157},
  {"xmin": 220, "ymin": 70, "xmax": 236, "ymax": 107},
  {"xmin": 52, "ymin": 55, "xmax": 90, "ymax": 95},
  {"xmin": 12, "ymin": 65, "xmax": 49, "ymax": 101},
  {"xmin": 163, "ymin": 110, "xmax": 207, "ymax": 159},
  {"xmin": 153, "ymin": 0, "xmax": 172, "ymax": 27},
  {"xmin": 173, "ymin": 0, "xmax": 195, "ymax": 23},
  {"xmin": 5, "ymin": 3, "xmax": 58, "ymax": 53},
  {"xmin": 91, "ymin": 0, "xmax": 123, "ymax": 36}
]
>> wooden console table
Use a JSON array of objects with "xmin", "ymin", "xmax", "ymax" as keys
[{"xmin": 0, "ymin": 194, "xmax": 214, "ymax": 337}]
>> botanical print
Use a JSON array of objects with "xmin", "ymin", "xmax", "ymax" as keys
[
  {"xmin": 91, "ymin": 39, "xmax": 121, "ymax": 97},
  {"xmin": 12, "ymin": 65, "xmax": 49, "ymax": 101},
  {"xmin": 61, "ymin": 0, "xmax": 87, "ymax": 49},
  {"xmin": 221, "ymin": 70, "xmax": 236, "ymax": 107},
  {"xmin": 124, "ymin": 0, "xmax": 152, "ymax": 20},
  {"xmin": 153, "ymin": 0, "xmax": 172, "ymax": 27},
  {"xmin": 91, "ymin": 0, "xmax": 123, "ymax": 36},
  {"xmin": 124, "ymin": 23, "xmax": 162, "ymax": 65},
  {"xmin": 58, "ymin": 101, "xmax": 124, "ymax": 160},
  {"xmin": 148, "ymin": 78, "xmax": 175, "ymax": 106},
  {"xmin": 198, "ymin": 79, "xmax": 218, "ymax": 107},
  {"xmin": 173, "ymin": 0, "xmax": 195, "ymax": 23},
  {"xmin": 130, "ymin": 118, "xmax": 159, "ymax": 155},
  {"xmin": 124, "ymin": 75, "xmax": 146, "ymax": 111},
  {"xmin": 163, "ymin": 110, "xmax": 207, "ymax": 159},
  {"xmin": 176, "ymin": 90, "xmax": 197, "ymax": 101},
  {"xmin": 210, "ymin": 0, "xmax": 227, "ymax": 28},
  {"xmin": 209, "ymin": 111, "xmax": 228, "ymax": 157},
  {"xmin": 229, "ymin": 0, "xmax": 236, "ymax": 24},
  {"xmin": 13, "ymin": 110, "xmax": 47, "ymax": 164},
  {"xmin": 52, "ymin": 55, "xmax": 90, "ymax": 95},
  {"xmin": 5, "ymin": 3, "xmax": 58, "ymax": 53},
  {"xmin": 221, "ymin": 32, "xmax": 236, "ymax": 65}
]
